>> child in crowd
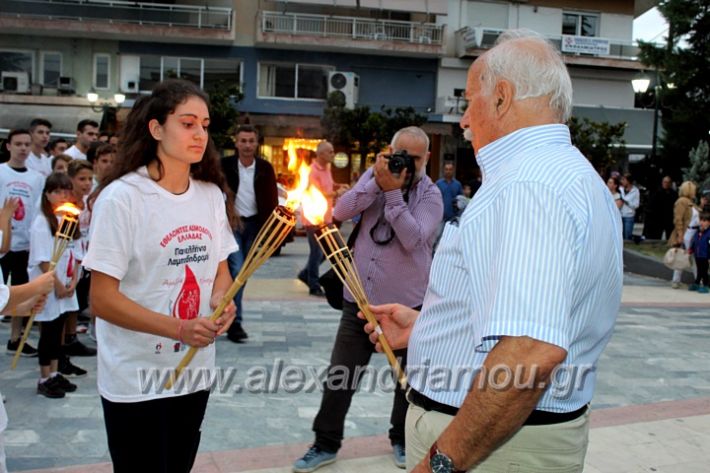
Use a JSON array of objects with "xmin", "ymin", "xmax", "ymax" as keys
[
  {"xmin": 51, "ymin": 154, "xmax": 72, "ymax": 174},
  {"xmin": 29, "ymin": 173, "xmax": 84, "ymax": 398},
  {"xmin": 90, "ymin": 143, "xmax": 115, "ymax": 191},
  {"xmin": 0, "ymin": 129, "xmax": 45, "ymax": 357},
  {"xmin": 48, "ymin": 138, "xmax": 68, "ymax": 158},
  {"xmin": 688, "ymin": 212, "xmax": 710, "ymax": 293},
  {"xmin": 26, "ymin": 118, "xmax": 53, "ymax": 178},
  {"xmin": 62, "ymin": 160, "xmax": 96, "ymax": 358}
]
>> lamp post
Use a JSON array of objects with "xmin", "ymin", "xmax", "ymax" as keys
[
  {"xmin": 631, "ymin": 73, "xmax": 660, "ymax": 163},
  {"xmin": 87, "ymin": 92, "xmax": 125, "ymax": 133},
  {"xmin": 86, "ymin": 91, "xmax": 125, "ymax": 113}
]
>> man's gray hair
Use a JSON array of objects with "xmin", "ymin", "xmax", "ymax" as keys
[
  {"xmin": 391, "ymin": 126, "xmax": 430, "ymax": 151},
  {"xmin": 481, "ymin": 28, "xmax": 573, "ymax": 122}
]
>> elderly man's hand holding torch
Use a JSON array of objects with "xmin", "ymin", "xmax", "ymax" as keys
[{"xmin": 357, "ymin": 303, "xmax": 419, "ymax": 352}]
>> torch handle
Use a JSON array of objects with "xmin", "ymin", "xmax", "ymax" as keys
[
  {"xmin": 11, "ymin": 260, "xmax": 59, "ymax": 370},
  {"xmin": 359, "ymin": 305, "xmax": 408, "ymax": 389},
  {"xmin": 10, "ymin": 313, "xmax": 36, "ymax": 370},
  {"xmin": 207, "ymin": 276, "xmax": 246, "ymax": 323},
  {"xmin": 165, "ymin": 276, "xmax": 246, "ymax": 389}
]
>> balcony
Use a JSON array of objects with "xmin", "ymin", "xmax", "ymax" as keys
[
  {"xmin": 456, "ymin": 27, "xmax": 642, "ymax": 70},
  {"xmin": 257, "ymin": 11, "xmax": 445, "ymax": 57},
  {"xmin": 0, "ymin": 0, "xmax": 234, "ymax": 44}
]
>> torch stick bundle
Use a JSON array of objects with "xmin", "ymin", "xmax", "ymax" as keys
[
  {"xmin": 315, "ymin": 224, "xmax": 408, "ymax": 389},
  {"xmin": 12, "ymin": 204, "xmax": 80, "ymax": 370},
  {"xmin": 166, "ymin": 205, "xmax": 296, "ymax": 389}
]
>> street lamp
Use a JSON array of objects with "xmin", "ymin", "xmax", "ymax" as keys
[
  {"xmin": 631, "ymin": 72, "xmax": 661, "ymax": 163},
  {"xmin": 86, "ymin": 91, "xmax": 125, "ymax": 112}
]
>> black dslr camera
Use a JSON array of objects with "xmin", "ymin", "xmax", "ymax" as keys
[{"xmin": 387, "ymin": 149, "xmax": 416, "ymax": 179}]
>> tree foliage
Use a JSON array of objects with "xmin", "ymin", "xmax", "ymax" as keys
[
  {"xmin": 637, "ymin": 0, "xmax": 710, "ymax": 180},
  {"xmin": 682, "ymin": 140, "xmax": 710, "ymax": 190},
  {"xmin": 206, "ymin": 81, "xmax": 244, "ymax": 152},
  {"xmin": 321, "ymin": 92, "xmax": 427, "ymax": 173},
  {"xmin": 568, "ymin": 116, "xmax": 627, "ymax": 174}
]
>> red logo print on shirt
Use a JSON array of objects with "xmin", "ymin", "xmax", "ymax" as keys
[
  {"xmin": 13, "ymin": 198, "xmax": 25, "ymax": 221},
  {"xmin": 66, "ymin": 251, "xmax": 74, "ymax": 278},
  {"xmin": 172, "ymin": 264, "xmax": 200, "ymax": 320}
]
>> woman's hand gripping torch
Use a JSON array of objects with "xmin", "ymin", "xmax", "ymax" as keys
[{"xmin": 164, "ymin": 164, "xmax": 314, "ymax": 389}]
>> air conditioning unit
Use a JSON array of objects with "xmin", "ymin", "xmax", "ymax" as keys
[
  {"xmin": 119, "ymin": 55, "xmax": 140, "ymax": 93},
  {"xmin": 1, "ymin": 72, "xmax": 30, "ymax": 93},
  {"xmin": 328, "ymin": 71, "xmax": 359, "ymax": 109},
  {"xmin": 473, "ymin": 27, "xmax": 503, "ymax": 48},
  {"xmin": 57, "ymin": 76, "xmax": 75, "ymax": 94}
]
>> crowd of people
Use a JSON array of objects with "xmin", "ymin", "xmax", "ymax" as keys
[{"xmin": 0, "ymin": 27, "xmax": 706, "ymax": 473}]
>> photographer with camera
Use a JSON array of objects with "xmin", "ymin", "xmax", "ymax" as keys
[{"xmin": 292, "ymin": 127, "xmax": 443, "ymax": 472}]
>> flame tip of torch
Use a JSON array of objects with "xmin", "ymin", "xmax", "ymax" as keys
[{"xmin": 54, "ymin": 202, "xmax": 81, "ymax": 216}]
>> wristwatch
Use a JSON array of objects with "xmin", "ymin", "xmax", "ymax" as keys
[{"xmin": 429, "ymin": 442, "xmax": 465, "ymax": 473}]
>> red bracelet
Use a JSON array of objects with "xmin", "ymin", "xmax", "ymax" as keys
[{"xmin": 177, "ymin": 319, "xmax": 186, "ymax": 344}]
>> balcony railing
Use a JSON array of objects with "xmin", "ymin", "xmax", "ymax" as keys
[
  {"xmin": 0, "ymin": 0, "xmax": 232, "ymax": 30},
  {"xmin": 457, "ymin": 27, "xmax": 639, "ymax": 60},
  {"xmin": 261, "ymin": 11, "xmax": 444, "ymax": 45}
]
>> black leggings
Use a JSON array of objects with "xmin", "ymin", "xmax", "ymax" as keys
[
  {"xmin": 101, "ymin": 390, "xmax": 210, "ymax": 473},
  {"xmin": 38, "ymin": 312, "xmax": 69, "ymax": 366}
]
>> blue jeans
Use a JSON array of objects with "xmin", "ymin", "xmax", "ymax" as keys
[
  {"xmin": 300, "ymin": 226, "xmax": 324, "ymax": 291},
  {"xmin": 227, "ymin": 218, "xmax": 259, "ymax": 325},
  {"xmin": 622, "ymin": 216, "xmax": 635, "ymax": 240}
]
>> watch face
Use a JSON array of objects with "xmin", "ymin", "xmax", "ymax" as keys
[{"xmin": 430, "ymin": 453, "xmax": 454, "ymax": 473}]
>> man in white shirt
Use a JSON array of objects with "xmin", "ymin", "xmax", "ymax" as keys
[
  {"xmin": 26, "ymin": 118, "xmax": 53, "ymax": 178},
  {"xmin": 220, "ymin": 125, "xmax": 278, "ymax": 343},
  {"xmin": 64, "ymin": 119, "xmax": 99, "ymax": 160}
]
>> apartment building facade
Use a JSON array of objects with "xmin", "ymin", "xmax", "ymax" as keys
[{"xmin": 0, "ymin": 0, "xmax": 656, "ymax": 179}]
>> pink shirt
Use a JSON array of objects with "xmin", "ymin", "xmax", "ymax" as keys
[{"xmin": 304, "ymin": 160, "xmax": 335, "ymax": 225}]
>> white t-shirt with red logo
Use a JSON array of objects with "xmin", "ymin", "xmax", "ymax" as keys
[
  {"xmin": 28, "ymin": 214, "xmax": 82, "ymax": 322},
  {"xmin": 82, "ymin": 167, "xmax": 237, "ymax": 402},
  {"xmin": 0, "ymin": 164, "xmax": 44, "ymax": 252},
  {"xmin": 26, "ymin": 151, "xmax": 53, "ymax": 178}
]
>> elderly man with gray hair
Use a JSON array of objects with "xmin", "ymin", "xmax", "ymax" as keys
[{"xmin": 361, "ymin": 31, "xmax": 623, "ymax": 472}]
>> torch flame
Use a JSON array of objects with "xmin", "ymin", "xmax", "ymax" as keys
[
  {"xmin": 284, "ymin": 163, "xmax": 311, "ymax": 211},
  {"xmin": 54, "ymin": 202, "xmax": 81, "ymax": 217},
  {"xmin": 301, "ymin": 185, "xmax": 328, "ymax": 226},
  {"xmin": 286, "ymin": 141, "xmax": 298, "ymax": 172}
]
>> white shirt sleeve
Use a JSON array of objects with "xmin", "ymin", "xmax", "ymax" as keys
[
  {"xmin": 215, "ymin": 189, "xmax": 238, "ymax": 261},
  {"xmin": 29, "ymin": 216, "xmax": 53, "ymax": 268},
  {"xmin": 82, "ymin": 191, "xmax": 135, "ymax": 280},
  {"xmin": 468, "ymin": 182, "xmax": 576, "ymax": 353}
]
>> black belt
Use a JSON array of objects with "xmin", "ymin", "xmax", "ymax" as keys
[
  {"xmin": 407, "ymin": 389, "xmax": 588, "ymax": 426},
  {"xmin": 407, "ymin": 388, "xmax": 459, "ymax": 416},
  {"xmin": 240, "ymin": 215, "xmax": 258, "ymax": 222}
]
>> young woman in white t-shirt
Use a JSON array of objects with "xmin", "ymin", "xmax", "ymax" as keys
[{"xmin": 82, "ymin": 79, "xmax": 238, "ymax": 473}]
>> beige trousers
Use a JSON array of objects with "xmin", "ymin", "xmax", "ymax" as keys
[{"xmin": 405, "ymin": 403, "xmax": 589, "ymax": 472}]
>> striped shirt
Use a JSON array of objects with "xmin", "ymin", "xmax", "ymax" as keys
[
  {"xmin": 408, "ymin": 124, "xmax": 623, "ymax": 412},
  {"xmin": 333, "ymin": 168, "xmax": 443, "ymax": 307}
]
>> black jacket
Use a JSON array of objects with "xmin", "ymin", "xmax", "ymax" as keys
[{"xmin": 220, "ymin": 155, "xmax": 278, "ymax": 230}]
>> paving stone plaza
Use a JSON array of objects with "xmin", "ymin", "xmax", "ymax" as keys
[{"xmin": 2, "ymin": 231, "xmax": 709, "ymax": 472}]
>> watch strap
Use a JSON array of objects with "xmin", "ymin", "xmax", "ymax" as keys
[{"xmin": 429, "ymin": 442, "xmax": 466, "ymax": 473}]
